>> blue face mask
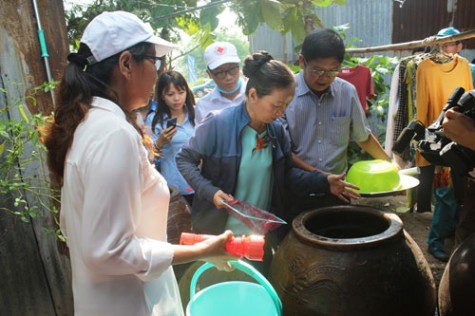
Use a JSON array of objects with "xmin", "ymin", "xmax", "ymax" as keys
[{"xmin": 216, "ymin": 79, "xmax": 243, "ymax": 95}]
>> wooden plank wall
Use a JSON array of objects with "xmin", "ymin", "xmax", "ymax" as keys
[
  {"xmin": 0, "ymin": 0, "xmax": 73, "ymax": 315},
  {"xmin": 392, "ymin": 0, "xmax": 475, "ymax": 49}
]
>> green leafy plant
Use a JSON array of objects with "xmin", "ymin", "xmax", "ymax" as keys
[{"xmin": 0, "ymin": 83, "xmax": 63, "ymax": 241}]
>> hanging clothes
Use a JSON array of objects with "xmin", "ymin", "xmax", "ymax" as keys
[
  {"xmin": 415, "ymin": 54, "xmax": 473, "ymax": 167},
  {"xmin": 384, "ymin": 63, "xmax": 400, "ymax": 156},
  {"xmin": 414, "ymin": 53, "xmax": 472, "ymax": 214},
  {"xmin": 387, "ymin": 55, "xmax": 417, "ymax": 165},
  {"xmin": 337, "ymin": 65, "xmax": 375, "ymax": 112}
]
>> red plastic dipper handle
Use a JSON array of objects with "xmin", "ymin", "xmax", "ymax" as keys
[{"xmin": 179, "ymin": 232, "xmax": 265, "ymax": 261}]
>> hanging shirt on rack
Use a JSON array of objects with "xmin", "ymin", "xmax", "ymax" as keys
[
  {"xmin": 337, "ymin": 65, "xmax": 375, "ymax": 112},
  {"xmin": 391, "ymin": 57, "xmax": 413, "ymax": 161},
  {"xmin": 415, "ymin": 54, "xmax": 473, "ymax": 167},
  {"xmin": 385, "ymin": 64, "xmax": 400, "ymax": 157}
]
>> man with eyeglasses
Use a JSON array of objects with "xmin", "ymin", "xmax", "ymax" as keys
[
  {"xmin": 280, "ymin": 28, "xmax": 389, "ymax": 211},
  {"xmin": 436, "ymin": 27, "xmax": 463, "ymax": 56},
  {"xmin": 194, "ymin": 41, "xmax": 246, "ymax": 124}
]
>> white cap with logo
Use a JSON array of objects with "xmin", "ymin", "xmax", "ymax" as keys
[
  {"xmin": 81, "ymin": 11, "xmax": 178, "ymax": 65},
  {"xmin": 204, "ymin": 42, "xmax": 240, "ymax": 70}
]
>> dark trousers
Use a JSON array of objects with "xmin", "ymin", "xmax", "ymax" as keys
[
  {"xmin": 417, "ymin": 165, "xmax": 466, "ymax": 212},
  {"xmin": 417, "ymin": 165, "xmax": 435, "ymax": 212}
]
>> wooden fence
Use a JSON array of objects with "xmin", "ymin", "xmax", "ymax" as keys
[{"xmin": 1, "ymin": 0, "xmax": 73, "ymax": 314}]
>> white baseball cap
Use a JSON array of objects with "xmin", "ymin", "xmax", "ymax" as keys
[
  {"xmin": 204, "ymin": 42, "xmax": 240, "ymax": 70},
  {"xmin": 81, "ymin": 11, "xmax": 178, "ymax": 65}
]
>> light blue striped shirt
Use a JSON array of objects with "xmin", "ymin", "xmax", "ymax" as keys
[{"xmin": 281, "ymin": 71, "xmax": 371, "ymax": 174}]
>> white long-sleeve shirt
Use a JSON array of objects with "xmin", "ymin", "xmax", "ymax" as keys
[{"xmin": 60, "ymin": 97, "xmax": 183, "ymax": 315}]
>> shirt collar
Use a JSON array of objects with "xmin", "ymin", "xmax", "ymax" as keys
[
  {"xmin": 295, "ymin": 70, "xmax": 335, "ymax": 98},
  {"xmin": 91, "ymin": 96, "xmax": 127, "ymax": 119}
]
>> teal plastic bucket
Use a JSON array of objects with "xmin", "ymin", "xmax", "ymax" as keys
[{"xmin": 186, "ymin": 260, "xmax": 282, "ymax": 316}]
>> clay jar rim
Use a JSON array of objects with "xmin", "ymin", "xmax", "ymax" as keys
[{"xmin": 292, "ymin": 205, "xmax": 404, "ymax": 250}]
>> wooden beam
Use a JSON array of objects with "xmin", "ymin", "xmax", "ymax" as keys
[{"xmin": 347, "ymin": 29, "xmax": 475, "ymax": 54}]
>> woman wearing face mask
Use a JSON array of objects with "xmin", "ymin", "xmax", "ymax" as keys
[
  {"xmin": 43, "ymin": 11, "xmax": 235, "ymax": 316},
  {"xmin": 146, "ymin": 71, "xmax": 196, "ymax": 206}
]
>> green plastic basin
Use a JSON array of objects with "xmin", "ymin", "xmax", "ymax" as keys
[{"xmin": 346, "ymin": 159, "xmax": 400, "ymax": 194}]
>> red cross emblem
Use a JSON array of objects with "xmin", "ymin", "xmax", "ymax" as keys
[{"xmin": 216, "ymin": 46, "xmax": 225, "ymax": 55}]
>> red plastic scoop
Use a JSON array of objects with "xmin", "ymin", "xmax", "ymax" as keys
[{"xmin": 180, "ymin": 232, "xmax": 265, "ymax": 261}]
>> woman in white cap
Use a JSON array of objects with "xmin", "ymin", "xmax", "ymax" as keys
[{"xmin": 44, "ymin": 11, "xmax": 235, "ymax": 316}]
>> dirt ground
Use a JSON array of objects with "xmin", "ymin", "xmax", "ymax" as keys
[{"xmin": 354, "ymin": 192, "xmax": 453, "ymax": 290}]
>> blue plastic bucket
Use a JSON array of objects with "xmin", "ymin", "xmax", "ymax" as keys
[{"xmin": 186, "ymin": 260, "xmax": 282, "ymax": 316}]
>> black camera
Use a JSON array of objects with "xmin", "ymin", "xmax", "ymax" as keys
[{"xmin": 392, "ymin": 87, "xmax": 475, "ymax": 176}]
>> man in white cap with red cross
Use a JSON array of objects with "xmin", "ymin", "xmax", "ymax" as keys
[{"xmin": 194, "ymin": 41, "xmax": 246, "ymax": 124}]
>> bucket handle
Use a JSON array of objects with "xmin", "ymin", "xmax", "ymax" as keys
[{"xmin": 189, "ymin": 260, "xmax": 282, "ymax": 315}]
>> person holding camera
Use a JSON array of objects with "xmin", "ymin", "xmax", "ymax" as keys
[
  {"xmin": 146, "ymin": 71, "xmax": 196, "ymax": 206},
  {"xmin": 443, "ymin": 107, "xmax": 475, "ymax": 246},
  {"xmin": 416, "ymin": 26, "xmax": 474, "ymax": 261},
  {"xmin": 443, "ymin": 109, "xmax": 475, "ymax": 151}
]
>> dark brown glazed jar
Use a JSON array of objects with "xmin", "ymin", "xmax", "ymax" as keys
[
  {"xmin": 438, "ymin": 233, "xmax": 475, "ymax": 316},
  {"xmin": 269, "ymin": 205, "xmax": 436, "ymax": 316},
  {"xmin": 167, "ymin": 185, "xmax": 191, "ymax": 245}
]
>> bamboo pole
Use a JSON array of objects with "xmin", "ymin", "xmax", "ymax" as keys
[{"xmin": 347, "ymin": 29, "xmax": 475, "ymax": 54}]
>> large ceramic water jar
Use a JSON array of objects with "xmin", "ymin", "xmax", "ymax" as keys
[
  {"xmin": 269, "ymin": 205, "xmax": 436, "ymax": 316},
  {"xmin": 438, "ymin": 232, "xmax": 475, "ymax": 316}
]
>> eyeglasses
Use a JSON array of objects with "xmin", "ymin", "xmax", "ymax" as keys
[
  {"xmin": 144, "ymin": 56, "xmax": 164, "ymax": 71},
  {"xmin": 440, "ymin": 42, "xmax": 458, "ymax": 48},
  {"xmin": 303, "ymin": 58, "xmax": 340, "ymax": 78},
  {"xmin": 209, "ymin": 65, "xmax": 240, "ymax": 79}
]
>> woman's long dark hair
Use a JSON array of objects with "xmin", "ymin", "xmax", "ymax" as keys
[
  {"xmin": 43, "ymin": 42, "xmax": 152, "ymax": 184},
  {"xmin": 151, "ymin": 71, "xmax": 195, "ymax": 132}
]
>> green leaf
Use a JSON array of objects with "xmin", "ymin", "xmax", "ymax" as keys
[
  {"xmin": 176, "ymin": 15, "xmax": 200, "ymax": 36},
  {"xmin": 289, "ymin": 14, "xmax": 306, "ymax": 43},
  {"xmin": 18, "ymin": 104, "xmax": 29, "ymax": 124},
  {"xmin": 260, "ymin": 0, "xmax": 283, "ymax": 30},
  {"xmin": 0, "ymin": 143, "xmax": 4, "ymax": 155},
  {"xmin": 200, "ymin": 5, "xmax": 221, "ymax": 31},
  {"xmin": 199, "ymin": 28, "xmax": 215, "ymax": 48},
  {"xmin": 312, "ymin": 0, "xmax": 333, "ymax": 7},
  {"xmin": 241, "ymin": 13, "xmax": 260, "ymax": 36},
  {"xmin": 31, "ymin": 131, "xmax": 39, "ymax": 145},
  {"xmin": 281, "ymin": 6, "xmax": 295, "ymax": 31},
  {"xmin": 333, "ymin": 0, "xmax": 347, "ymax": 5}
]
